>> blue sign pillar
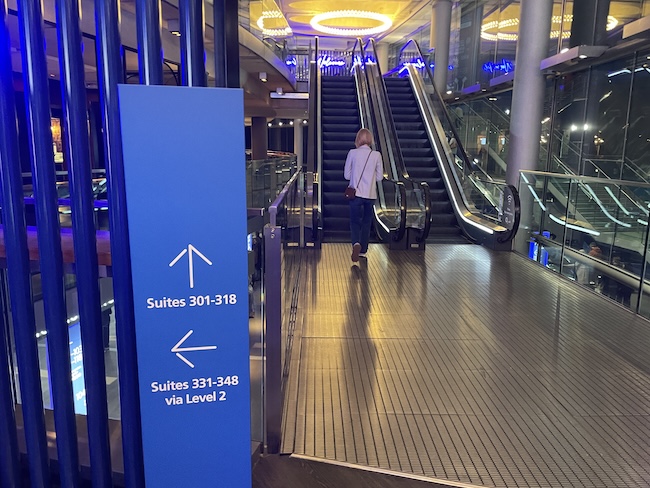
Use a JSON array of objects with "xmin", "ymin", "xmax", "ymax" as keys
[{"xmin": 119, "ymin": 85, "xmax": 252, "ymax": 487}]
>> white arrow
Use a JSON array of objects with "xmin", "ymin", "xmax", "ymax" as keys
[
  {"xmin": 169, "ymin": 244, "xmax": 212, "ymax": 289},
  {"xmin": 171, "ymin": 330, "xmax": 217, "ymax": 368}
]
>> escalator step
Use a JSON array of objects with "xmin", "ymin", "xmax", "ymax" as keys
[
  {"xmin": 322, "ymin": 123, "xmax": 359, "ymax": 133},
  {"xmin": 323, "ymin": 217, "xmax": 351, "ymax": 232},
  {"xmin": 322, "ymin": 115, "xmax": 358, "ymax": 125},
  {"xmin": 391, "ymin": 106, "xmax": 420, "ymax": 115},
  {"xmin": 407, "ymin": 169, "xmax": 438, "ymax": 180},
  {"xmin": 396, "ymin": 130, "xmax": 428, "ymax": 139},
  {"xmin": 323, "ymin": 150, "xmax": 351, "ymax": 160},
  {"xmin": 322, "ymin": 204, "xmax": 350, "ymax": 219},
  {"xmin": 323, "ymin": 140, "xmax": 354, "ymax": 150},
  {"xmin": 402, "ymin": 147, "xmax": 434, "ymax": 157},
  {"xmin": 399, "ymin": 139, "xmax": 430, "ymax": 149},
  {"xmin": 393, "ymin": 122, "xmax": 425, "ymax": 131},
  {"xmin": 430, "ymin": 188, "xmax": 451, "ymax": 201}
]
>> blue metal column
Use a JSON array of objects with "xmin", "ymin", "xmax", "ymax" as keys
[
  {"xmin": 179, "ymin": 0, "xmax": 206, "ymax": 86},
  {"xmin": 17, "ymin": 0, "xmax": 80, "ymax": 486},
  {"xmin": 94, "ymin": 0, "xmax": 145, "ymax": 486},
  {"xmin": 0, "ymin": 6, "xmax": 49, "ymax": 487},
  {"xmin": 0, "ymin": 7, "xmax": 22, "ymax": 488},
  {"xmin": 212, "ymin": 0, "xmax": 226, "ymax": 87},
  {"xmin": 224, "ymin": 0, "xmax": 240, "ymax": 88},
  {"xmin": 56, "ymin": 0, "xmax": 113, "ymax": 486},
  {"xmin": 136, "ymin": 0, "xmax": 163, "ymax": 85},
  {"xmin": 0, "ymin": 283, "xmax": 18, "ymax": 488}
]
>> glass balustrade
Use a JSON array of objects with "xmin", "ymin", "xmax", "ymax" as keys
[{"xmin": 516, "ymin": 170, "xmax": 650, "ymax": 318}]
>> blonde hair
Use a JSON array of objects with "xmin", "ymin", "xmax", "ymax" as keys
[{"xmin": 355, "ymin": 128, "xmax": 373, "ymax": 148}]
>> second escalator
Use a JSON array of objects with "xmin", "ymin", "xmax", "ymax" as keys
[{"xmin": 384, "ymin": 77, "xmax": 463, "ymax": 242}]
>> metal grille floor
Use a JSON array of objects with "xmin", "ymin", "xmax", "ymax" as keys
[{"xmin": 281, "ymin": 243, "xmax": 650, "ymax": 488}]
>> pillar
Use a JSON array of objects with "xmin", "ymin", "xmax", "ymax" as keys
[
  {"xmin": 294, "ymin": 119, "xmax": 303, "ymax": 166},
  {"xmin": 375, "ymin": 42, "xmax": 389, "ymax": 74},
  {"xmin": 251, "ymin": 117, "xmax": 267, "ymax": 160},
  {"xmin": 570, "ymin": 0, "xmax": 611, "ymax": 47},
  {"xmin": 506, "ymin": 0, "xmax": 553, "ymax": 186},
  {"xmin": 431, "ymin": 0, "xmax": 452, "ymax": 93}
]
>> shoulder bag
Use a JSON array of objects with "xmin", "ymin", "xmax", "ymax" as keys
[{"xmin": 344, "ymin": 151, "xmax": 373, "ymax": 200}]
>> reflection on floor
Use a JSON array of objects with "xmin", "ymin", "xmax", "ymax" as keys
[
  {"xmin": 282, "ymin": 243, "xmax": 650, "ymax": 488},
  {"xmin": 252, "ymin": 454, "xmax": 452, "ymax": 488}
]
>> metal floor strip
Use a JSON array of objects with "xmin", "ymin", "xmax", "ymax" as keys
[{"xmin": 291, "ymin": 454, "xmax": 489, "ymax": 488}]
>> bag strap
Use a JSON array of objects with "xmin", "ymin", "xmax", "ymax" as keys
[{"xmin": 353, "ymin": 151, "xmax": 373, "ymax": 189}]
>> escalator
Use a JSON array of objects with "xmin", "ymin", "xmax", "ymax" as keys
[
  {"xmin": 383, "ymin": 39, "xmax": 518, "ymax": 247},
  {"xmin": 384, "ymin": 77, "xmax": 462, "ymax": 242},
  {"xmin": 319, "ymin": 76, "xmax": 360, "ymax": 242}
]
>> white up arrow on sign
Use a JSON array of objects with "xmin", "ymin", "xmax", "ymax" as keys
[
  {"xmin": 169, "ymin": 244, "xmax": 212, "ymax": 289},
  {"xmin": 171, "ymin": 330, "xmax": 217, "ymax": 368}
]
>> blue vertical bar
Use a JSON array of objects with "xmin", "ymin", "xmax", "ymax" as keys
[
  {"xmin": 136, "ymin": 0, "xmax": 163, "ymax": 85},
  {"xmin": 224, "ymin": 0, "xmax": 240, "ymax": 88},
  {"xmin": 212, "ymin": 0, "xmax": 226, "ymax": 87},
  {"xmin": 0, "ymin": 290, "xmax": 18, "ymax": 488},
  {"xmin": 0, "ymin": 285, "xmax": 18, "ymax": 488},
  {"xmin": 55, "ymin": 0, "xmax": 113, "ymax": 486},
  {"xmin": 16, "ymin": 0, "xmax": 80, "ymax": 486},
  {"xmin": 0, "ymin": 6, "xmax": 49, "ymax": 487},
  {"xmin": 94, "ymin": 0, "xmax": 145, "ymax": 486},
  {"xmin": 0, "ymin": 7, "xmax": 22, "ymax": 488},
  {"xmin": 179, "ymin": 0, "xmax": 206, "ymax": 86}
]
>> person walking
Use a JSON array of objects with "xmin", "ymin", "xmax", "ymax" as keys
[{"xmin": 344, "ymin": 128, "xmax": 384, "ymax": 262}]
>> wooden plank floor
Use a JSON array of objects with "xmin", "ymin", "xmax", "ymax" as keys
[{"xmin": 281, "ymin": 243, "xmax": 650, "ymax": 488}]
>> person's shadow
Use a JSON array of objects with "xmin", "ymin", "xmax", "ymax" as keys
[{"xmin": 344, "ymin": 262, "xmax": 378, "ymax": 417}]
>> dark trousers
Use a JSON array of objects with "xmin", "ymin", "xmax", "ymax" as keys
[{"xmin": 349, "ymin": 197, "xmax": 374, "ymax": 252}]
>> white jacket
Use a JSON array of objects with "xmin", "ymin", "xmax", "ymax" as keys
[{"xmin": 344, "ymin": 145, "xmax": 384, "ymax": 200}]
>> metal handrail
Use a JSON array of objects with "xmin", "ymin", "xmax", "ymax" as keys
[
  {"xmin": 398, "ymin": 39, "xmax": 475, "ymax": 179},
  {"xmin": 269, "ymin": 168, "xmax": 303, "ymax": 228},
  {"xmin": 521, "ymin": 169, "xmax": 650, "ymax": 187},
  {"xmin": 351, "ymin": 39, "xmax": 408, "ymax": 242},
  {"xmin": 306, "ymin": 37, "xmax": 320, "ymax": 242},
  {"xmin": 366, "ymin": 37, "xmax": 432, "ymax": 240}
]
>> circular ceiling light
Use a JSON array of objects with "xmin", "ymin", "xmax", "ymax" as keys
[
  {"xmin": 257, "ymin": 10, "xmax": 292, "ymax": 37},
  {"xmin": 481, "ymin": 14, "xmax": 618, "ymax": 42},
  {"xmin": 310, "ymin": 10, "xmax": 392, "ymax": 37}
]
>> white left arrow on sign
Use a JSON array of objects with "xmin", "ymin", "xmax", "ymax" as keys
[
  {"xmin": 171, "ymin": 330, "xmax": 217, "ymax": 368},
  {"xmin": 169, "ymin": 244, "xmax": 212, "ymax": 289}
]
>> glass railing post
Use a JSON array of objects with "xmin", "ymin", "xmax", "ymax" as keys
[{"xmin": 263, "ymin": 223, "xmax": 282, "ymax": 453}]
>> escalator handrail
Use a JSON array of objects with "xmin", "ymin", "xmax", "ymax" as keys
[
  {"xmin": 418, "ymin": 181, "xmax": 432, "ymax": 242},
  {"xmin": 307, "ymin": 36, "xmax": 321, "ymax": 240},
  {"xmin": 350, "ymin": 40, "xmax": 407, "ymax": 242},
  {"xmin": 367, "ymin": 38, "xmax": 411, "ymax": 181},
  {"xmin": 398, "ymin": 39, "xmax": 476, "ymax": 179},
  {"xmin": 367, "ymin": 38, "xmax": 434, "ymax": 240}
]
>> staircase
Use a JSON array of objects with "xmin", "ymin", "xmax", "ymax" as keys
[
  {"xmin": 320, "ymin": 76, "xmax": 360, "ymax": 242},
  {"xmin": 384, "ymin": 77, "xmax": 463, "ymax": 242}
]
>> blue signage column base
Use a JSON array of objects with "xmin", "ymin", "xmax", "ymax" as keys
[{"xmin": 119, "ymin": 85, "xmax": 252, "ymax": 487}]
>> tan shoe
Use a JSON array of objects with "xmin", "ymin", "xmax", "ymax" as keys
[{"xmin": 351, "ymin": 243, "xmax": 361, "ymax": 262}]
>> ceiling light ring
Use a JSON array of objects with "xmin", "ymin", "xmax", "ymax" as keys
[
  {"xmin": 310, "ymin": 10, "xmax": 392, "ymax": 37},
  {"xmin": 256, "ymin": 11, "xmax": 292, "ymax": 37},
  {"xmin": 480, "ymin": 14, "xmax": 617, "ymax": 42}
]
